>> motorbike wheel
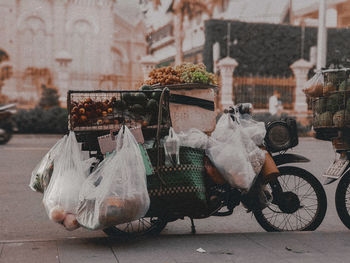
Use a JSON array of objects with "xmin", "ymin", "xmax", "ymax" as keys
[
  {"xmin": 103, "ymin": 217, "xmax": 167, "ymax": 238},
  {"xmin": 254, "ymin": 166, "xmax": 327, "ymax": 232},
  {"xmin": 0, "ymin": 128, "xmax": 12, "ymax": 144},
  {"xmin": 335, "ymin": 171, "xmax": 350, "ymax": 230}
]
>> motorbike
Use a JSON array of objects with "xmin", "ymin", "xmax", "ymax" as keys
[
  {"xmin": 0, "ymin": 103, "xmax": 17, "ymax": 144},
  {"xmin": 81, "ymin": 102, "xmax": 327, "ymax": 237},
  {"xmin": 322, "ymin": 131, "xmax": 350, "ymax": 230}
]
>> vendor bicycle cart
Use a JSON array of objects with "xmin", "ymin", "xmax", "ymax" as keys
[
  {"xmin": 307, "ymin": 67, "xmax": 350, "ymax": 230},
  {"xmin": 65, "ymin": 82, "xmax": 327, "ymax": 237}
]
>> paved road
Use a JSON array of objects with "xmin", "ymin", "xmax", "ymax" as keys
[{"xmin": 0, "ymin": 134, "xmax": 349, "ymax": 262}]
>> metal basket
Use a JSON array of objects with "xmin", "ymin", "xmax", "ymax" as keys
[
  {"xmin": 68, "ymin": 89, "xmax": 171, "ymax": 158},
  {"xmin": 67, "ymin": 90, "xmax": 170, "ymax": 132},
  {"xmin": 312, "ymin": 68, "xmax": 350, "ymax": 131}
]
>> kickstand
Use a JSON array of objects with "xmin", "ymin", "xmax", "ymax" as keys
[{"xmin": 190, "ymin": 218, "xmax": 196, "ymax": 234}]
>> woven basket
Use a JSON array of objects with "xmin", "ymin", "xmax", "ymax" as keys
[{"xmin": 145, "ymin": 147, "xmax": 208, "ymax": 218}]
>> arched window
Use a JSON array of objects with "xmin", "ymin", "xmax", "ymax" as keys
[
  {"xmin": 112, "ymin": 48, "xmax": 126, "ymax": 75},
  {"xmin": 71, "ymin": 20, "xmax": 94, "ymax": 74},
  {"xmin": 19, "ymin": 16, "xmax": 47, "ymax": 68}
]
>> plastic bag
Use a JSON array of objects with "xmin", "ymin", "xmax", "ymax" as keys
[
  {"xmin": 303, "ymin": 71, "xmax": 324, "ymax": 97},
  {"xmin": 164, "ymin": 127, "xmax": 180, "ymax": 166},
  {"xmin": 206, "ymin": 114, "xmax": 256, "ymax": 190},
  {"xmin": 43, "ymin": 131, "xmax": 95, "ymax": 230},
  {"xmin": 77, "ymin": 126, "xmax": 150, "ymax": 230},
  {"xmin": 177, "ymin": 128, "xmax": 210, "ymax": 149},
  {"xmin": 238, "ymin": 127, "xmax": 266, "ymax": 175},
  {"xmin": 29, "ymin": 136, "xmax": 67, "ymax": 193},
  {"xmin": 239, "ymin": 117, "xmax": 266, "ymax": 146}
]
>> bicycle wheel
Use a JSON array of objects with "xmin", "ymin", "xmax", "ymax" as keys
[
  {"xmin": 254, "ymin": 166, "xmax": 327, "ymax": 232},
  {"xmin": 335, "ymin": 171, "xmax": 350, "ymax": 230},
  {"xmin": 103, "ymin": 217, "xmax": 167, "ymax": 238}
]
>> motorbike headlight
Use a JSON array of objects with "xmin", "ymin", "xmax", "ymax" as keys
[{"xmin": 265, "ymin": 118, "xmax": 298, "ymax": 152}]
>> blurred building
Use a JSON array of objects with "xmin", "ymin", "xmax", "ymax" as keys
[
  {"xmin": 0, "ymin": 0, "xmax": 147, "ymax": 106},
  {"xmin": 141, "ymin": 0, "xmax": 348, "ymax": 66}
]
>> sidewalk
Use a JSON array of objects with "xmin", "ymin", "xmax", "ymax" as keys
[{"xmin": 1, "ymin": 231, "xmax": 350, "ymax": 263}]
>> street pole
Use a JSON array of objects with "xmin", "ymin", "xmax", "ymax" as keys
[{"xmin": 317, "ymin": 0, "xmax": 327, "ymax": 70}]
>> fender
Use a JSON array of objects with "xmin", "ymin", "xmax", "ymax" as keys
[{"xmin": 272, "ymin": 153, "xmax": 310, "ymax": 166}]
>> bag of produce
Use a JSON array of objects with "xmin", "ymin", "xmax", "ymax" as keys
[
  {"xmin": 29, "ymin": 136, "xmax": 67, "ymax": 193},
  {"xmin": 303, "ymin": 71, "xmax": 324, "ymax": 97},
  {"xmin": 77, "ymin": 126, "xmax": 150, "ymax": 230},
  {"xmin": 164, "ymin": 127, "xmax": 180, "ymax": 167},
  {"xmin": 206, "ymin": 114, "xmax": 258, "ymax": 190},
  {"xmin": 43, "ymin": 131, "xmax": 95, "ymax": 231},
  {"xmin": 239, "ymin": 116, "xmax": 266, "ymax": 146},
  {"xmin": 177, "ymin": 128, "xmax": 210, "ymax": 149}
]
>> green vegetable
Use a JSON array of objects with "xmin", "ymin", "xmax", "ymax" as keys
[
  {"xmin": 314, "ymin": 98, "xmax": 327, "ymax": 114},
  {"xmin": 141, "ymin": 85, "xmax": 152, "ymax": 91},
  {"xmin": 339, "ymin": 80, "xmax": 350, "ymax": 91},
  {"xmin": 326, "ymin": 94, "xmax": 342, "ymax": 113},
  {"xmin": 146, "ymin": 99, "xmax": 159, "ymax": 113},
  {"xmin": 319, "ymin": 111, "xmax": 333, "ymax": 127},
  {"xmin": 333, "ymin": 110, "xmax": 345, "ymax": 128},
  {"xmin": 134, "ymin": 93, "xmax": 147, "ymax": 107},
  {"xmin": 130, "ymin": 104, "xmax": 144, "ymax": 115}
]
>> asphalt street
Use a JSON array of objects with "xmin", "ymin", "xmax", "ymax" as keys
[{"xmin": 0, "ymin": 134, "xmax": 348, "ymax": 263}]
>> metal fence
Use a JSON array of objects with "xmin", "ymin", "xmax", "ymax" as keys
[{"xmin": 233, "ymin": 75, "xmax": 296, "ymax": 110}]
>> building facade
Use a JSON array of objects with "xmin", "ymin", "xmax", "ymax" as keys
[{"xmin": 0, "ymin": 0, "xmax": 147, "ymax": 106}]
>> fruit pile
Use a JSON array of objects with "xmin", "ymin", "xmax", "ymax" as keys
[
  {"xmin": 144, "ymin": 63, "xmax": 217, "ymax": 86},
  {"xmin": 70, "ymin": 97, "xmax": 116, "ymax": 127},
  {"xmin": 69, "ymin": 91, "xmax": 165, "ymax": 129}
]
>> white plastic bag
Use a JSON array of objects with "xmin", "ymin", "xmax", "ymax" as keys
[
  {"xmin": 77, "ymin": 126, "xmax": 150, "ymax": 230},
  {"xmin": 177, "ymin": 128, "xmax": 210, "ymax": 149},
  {"xmin": 303, "ymin": 71, "xmax": 324, "ymax": 97},
  {"xmin": 43, "ymin": 131, "xmax": 94, "ymax": 230},
  {"xmin": 239, "ymin": 117, "xmax": 266, "ymax": 146},
  {"xmin": 206, "ymin": 114, "xmax": 256, "ymax": 190},
  {"xmin": 238, "ymin": 126, "xmax": 266, "ymax": 175},
  {"xmin": 29, "ymin": 136, "xmax": 67, "ymax": 193},
  {"xmin": 164, "ymin": 127, "xmax": 180, "ymax": 166}
]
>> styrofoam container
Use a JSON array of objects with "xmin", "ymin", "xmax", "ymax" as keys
[{"xmin": 169, "ymin": 86, "xmax": 217, "ymax": 133}]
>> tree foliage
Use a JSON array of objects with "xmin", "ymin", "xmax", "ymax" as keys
[
  {"xmin": 204, "ymin": 20, "xmax": 350, "ymax": 76},
  {"xmin": 38, "ymin": 84, "xmax": 60, "ymax": 109}
]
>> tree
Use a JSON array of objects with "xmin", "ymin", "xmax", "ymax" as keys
[
  {"xmin": 153, "ymin": 0, "xmax": 219, "ymax": 65},
  {"xmin": 38, "ymin": 84, "xmax": 60, "ymax": 109}
]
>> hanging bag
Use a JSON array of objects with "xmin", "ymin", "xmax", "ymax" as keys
[
  {"xmin": 29, "ymin": 136, "xmax": 67, "ymax": 193},
  {"xmin": 303, "ymin": 71, "xmax": 324, "ymax": 97},
  {"xmin": 43, "ymin": 131, "xmax": 95, "ymax": 230},
  {"xmin": 77, "ymin": 126, "xmax": 150, "ymax": 230}
]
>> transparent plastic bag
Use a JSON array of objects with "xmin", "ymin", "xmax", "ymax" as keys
[
  {"xmin": 77, "ymin": 126, "xmax": 150, "ymax": 230},
  {"xmin": 239, "ymin": 118, "xmax": 266, "ymax": 146},
  {"xmin": 238, "ymin": 127, "xmax": 266, "ymax": 175},
  {"xmin": 43, "ymin": 131, "xmax": 95, "ymax": 230},
  {"xmin": 177, "ymin": 128, "xmax": 210, "ymax": 149},
  {"xmin": 29, "ymin": 136, "xmax": 67, "ymax": 193},
  {"xmin": 164, "ymin": 127, "xmax": 180, "ymax": 167},
  {"xmin": 303, "ymin": 71, "xmax": 324, "ymax": 97},
  {"xmin": 206, "ymin": 114, "xmax": 256, "ymax": 190}
]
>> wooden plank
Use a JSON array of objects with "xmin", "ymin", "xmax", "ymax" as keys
[{"xmin": 0, "ymin": 241, "xmax": 58, "ymax": 263}]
